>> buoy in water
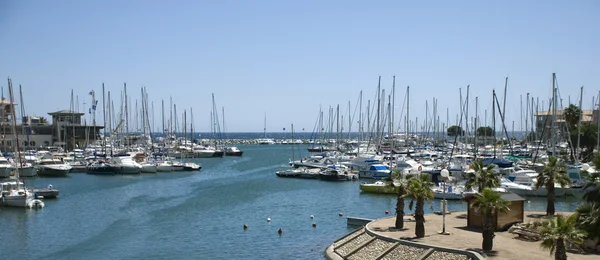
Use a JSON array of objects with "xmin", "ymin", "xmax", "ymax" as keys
[
  {"xmin": 339, "ymin": 212, "xmax": 343, "ymax": 217},
  {"xmin": 267, "ymin": 217, "xmax": 271, "ymax": 222},
  {"xmin": 243, "ymin": 224, "xmax": 248, "ymax": 230},
  {"xmin": 385, "ymin": 210, "xmax": 389, "ymax": 214},
  {"xmin": 310, "ymin": 215, "xmax": 314, "ymax": 219},
  {"xmin": 278, "ymin": 228, "xmax": 283, "ymax": 235},
  {"xmin": 312, "ymin": 222, "xmax": 317, "ymax": 227}
]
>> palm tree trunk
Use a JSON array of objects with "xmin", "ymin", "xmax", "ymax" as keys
[
  {"xmin": 395, "ymin": 187, "xmax": 405, "ymax": 229},
  {"xmin": 547, "ymin": 184, "xmax": 556, "ymax": 216},
  {"xmin": 415, "ymin": 199, "xmax": 425, "ymax": 238},
  {"xmin": 555, "ymin": 238, "xmax": 567, "ymax": 260},
  {"xmin": 482, "ymin": 212, "xmax": 495, "ymax": 251}
]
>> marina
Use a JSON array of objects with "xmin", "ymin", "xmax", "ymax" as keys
[{"xmin": 0, "ymin": 142, "xmax": 590, "ymax": 259}]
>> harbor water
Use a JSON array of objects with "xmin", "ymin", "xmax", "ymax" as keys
[{"xmin": 0, "ymin": 144, "xmax": 581, "ymax": 260}]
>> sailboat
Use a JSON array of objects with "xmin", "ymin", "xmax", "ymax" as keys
[
  {"xmin": 0, "ymin": 79, "xmax": 43, "ymax": 208},
  {"xmin": 257, "ymin": 112, "xmax": 275, "ymax": 145},
  {"xmin": 221, "ymin": 106, "xmax": 243, "ymax": 156},
  {"xmin": 17, "ymin": 85, "xmax": 37, "ymax": 177}
]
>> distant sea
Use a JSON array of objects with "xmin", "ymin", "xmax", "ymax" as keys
[{"xmin": 153, "ymin": 131, "xmax": 530, "ymax": 141}]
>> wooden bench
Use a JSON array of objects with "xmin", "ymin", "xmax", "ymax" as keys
[{"xmin": 509, "ymin": 228, "xmax": 541, "ymax": 241}]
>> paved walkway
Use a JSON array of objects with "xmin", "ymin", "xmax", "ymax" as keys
[{"xmin": 366, "ymin": 211, "xmax": 598, "ymax": 260}]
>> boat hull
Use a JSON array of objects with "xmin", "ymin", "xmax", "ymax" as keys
[
  {"xmin": 87, "ymin": 165, "xmax": 117, "ymax": 175},
  {"xmin": 34, "ymin": 189, "xmax": 59, "ymax": 198},
  {"xmin": 0, "ymin": 167, "xmax": 13, "ymax": 178},
  {"xmin": 225, "ymin": 151, "xmax": 243, "ymax": 156},
  {"xmin": 141, "ymin": 165, "xmax": 158, "ymax": 173},
  {"xmin": 156, "ymin": 164, "xmax": 173, "ymax": 172},
  {"xmin": 359, "ymin": 184, "xmax": 398, "ymax": 194},
  {"xmin": 115, "ymin": 166, "xmax": 142, "ymax": 174},
  {"xmin": 2, "ymin": 195, "xmax": 31, "ymax": 207},
  {"xmin": 37, "ymin": 167, "xmax": 70, "ymax": 177},
  {"xmin": 18, "ymin": 167, "xmax": 37, "ymax": 177}
]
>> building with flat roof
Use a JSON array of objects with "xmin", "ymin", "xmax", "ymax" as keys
[
  {"xmin": 48, "ymin": 109, "xmax": 104, "ymax": 151},
  {"xmin": 535, "ymin": 109, "xmax": 599, "ymax": 142}
]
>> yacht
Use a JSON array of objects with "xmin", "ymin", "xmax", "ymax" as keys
[
  {"xmin": 0, "ymin": 180, "xmax": 36, "ymax": 208},
  {"xmin": 183, "ymin": 162, "xmax": 201, "ymax": 171},
  {"xmin": 224, "ymin": 146, "xmax": 243, "ymax": 156},
  {"xmin": 87, "ymin": 161, "xmax": 117, "ymax": 175},
  {"xmin": 192, "ymin": 146, "xmax": 216, "ymax": 158},
  {"xmin": 140, "ymin": 161, "xmax": 158, "ymax": 173},
  {"xmin": 37, "ymin": 158, "xmax": 72, "ymax": 177},
  {"xmin": 359, "ymin": 180, "xmax": 399, "ymax": 194},
  {"xmin": 17, "ymin": 162, "xmax": 37, "ymax": 177},
  {"xmin": 156, "ymin": 161, "xmax": 173, "ymax": 172},
  {"xmin": 112, "ymin": 155, "xmax": 142, "ymax": 174},
  {"xmin": 0, "ymin": 157, "xmax": 14, "ymax": 178}
]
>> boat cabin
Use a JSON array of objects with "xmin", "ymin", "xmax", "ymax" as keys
[{"xmin": 463, "ymin": 192, "xmax": 525, "ymax": 231}]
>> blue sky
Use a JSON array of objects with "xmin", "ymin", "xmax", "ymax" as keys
[{"xmin": 0, "ymin": 1, "xmax": 598, "ymax": 133}]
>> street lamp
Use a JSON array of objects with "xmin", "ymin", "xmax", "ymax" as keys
[{"xmin": 439, "ymin": 168, "xmax": 450, "ymax": 235}]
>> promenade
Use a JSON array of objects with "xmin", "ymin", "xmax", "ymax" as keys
[{"xmin": 364, "ymin": 211, "xmax": 596, "ymax": 260}]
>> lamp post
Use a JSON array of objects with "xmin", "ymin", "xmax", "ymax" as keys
[{"xmin": 439, "ymin": 168, "xmax": 450, "ymax": 235}]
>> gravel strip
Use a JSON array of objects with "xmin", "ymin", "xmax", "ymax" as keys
[
  {"xmin": 380, "ymin": 244, "xmax": 427, "ymax": 260},
  {"xmin": 334, "ymin": 228, "xmax": 364, "ymax": 247},
  {"xmin": 335, "ymin": 233, "xmax": 373, "ymax": 257},
  {"xmin": 426, "ymin": 251, "xmax": 469, "ymax": 260},
  {"xmin": 347, "ymin": 239, "xmax": 395, "ymax": 260}
]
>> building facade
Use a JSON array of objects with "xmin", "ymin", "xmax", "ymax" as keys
[{"xmin": 48, "ymin": 110, "xmax": 104, "ymax": 151}]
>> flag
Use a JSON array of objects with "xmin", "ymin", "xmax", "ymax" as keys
[
  {"xmin": 89, "ymin": 108, "xmax": 92, "ymax": 114},
  {"xmin": 283, "ymin": 128, "xmax": 285, "ymax": 131},
  {"xmin": 89, "ymin": 90, "xmax": 93, "ymax": 95},
  {"xmin": 92, "ymin": 105, "xmax": 96, "ymax": 110}
]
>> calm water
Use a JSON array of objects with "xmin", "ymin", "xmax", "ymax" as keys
[{"xmin": 0, "ymin": 144, "xmax": 581, "ymax": 260}]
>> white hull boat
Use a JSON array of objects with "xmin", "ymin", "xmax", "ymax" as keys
[
  {"xmin": 156, "ymin": 162, "xmax": 173, "ymax": 172},
  {"xmin": 140, "ymin": 162, "xmax": 158, "ymax": 173}
]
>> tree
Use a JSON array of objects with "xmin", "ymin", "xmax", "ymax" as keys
[
  {"xmin": 563, "ymin": 104, "xmax": 581, "ymax": 133},
  {"xmin": 571, "ymin": 123, "xmax": 599, "ymax": 161},
  {"xmin": 470, "ymin": 189, "xmax": 510, "ymax": 251},
  {"xmin": 581, "ymin": 154, "xmax": 600, "ymax": 202},
  {"xmin": 575, "ymin": 202, "xmax": 600, "ymax": 243},
  {"xmin": 476, "ymin": 126, "xmax": 493, "ymax": 137},
  {"xmin": 39, "ymin": 117, "xmax": 48, "ymax": 124},
  {"xmin": 564, "ymin": 104, "xmax": 582, "ymax": 161},
  {"xmin": 447, "ymin": 125, "xmax": 465, "ymax": 137},
  {"xmin": 536, "ymin": 156, "xmax": 571, "ymax": 216},
  {"xmin": 385, "ymin": 169, "xmax": 409, "ymax": 229},
  {"xmin": 465, "ymin": 159, "xmax": 500, "ymax": 193},
  {"xmin": 407, "ymin": 174, "xmax": 434, "ymax": 238},
  {"xmin": 539, "ymin": 214, "xmax": 587, "ymax": 260}
]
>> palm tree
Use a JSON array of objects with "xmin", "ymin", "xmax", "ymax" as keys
[
  {"xmin": 385, "ymin": 169, "xmax": 409, "ymax": 229},
  {"xmin": 582, "ymin": 154, "xmax": 600, "ymax": 202},
  {"xmin": 39, "ymin": 116, "xmax": 48, "ymax": 124},
  {"xmin": 564, "ymin": 104, "xmax": 581, "ymax": 161},
  {"xmin": 470, "ymin": 189, "xmax": 510, "ymax": 251},
  {"xmin": 575, "ymin": 202, "xmax": 600, "ymax": 242},
  {"xmin": 536, "ymin": 156, "xmax": 571, "ymax": 216},
  {"xmin": 539, "ymin": 214, "xmax": 587, "ymax": 260},
  {"xmin": 465, "ymin": 159, "xmax": 500, "ymax": 193},
  {"xmin": 407, "ymin": 174, "xmax": 434, "ymax": 238}
]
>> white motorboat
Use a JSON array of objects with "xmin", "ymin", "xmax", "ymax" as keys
[
  {"xmin": 182, "ymin": 162, "xmax": 201, "ymax": 171},
  {"xmin": 192, "ymin": 146, "xmax": 216, "ymax": 158},
  {"xmin": 112, "ymin": 155, "xmax": 142, "ymax": 174},
  {"xmin": 17, "ymin": 162, "xmax": 37, "ymax": 177},
  {"xmin": 224, "ymin": 146, "xmax": 243, "ymax": 156},
  {"xmin": 37, "ymin": 159, "xmax": 72, "ymax": 177},
  {"xmin": 171, "ymin": 161, "xmax": 184, "ymax": 171},
  {"xmin": 156, "ymin": 161, "xmax": 173, "ymax": 172},
  {"xmin": 140, "ymin": 162, "xmax": 158, "ymax": 173},
  {"xmin": 0, "ymin": 181, "xmax": 34, "ymax": 208},
  {"xmin": 0, "ymin": 157, "xmax": 14, "ymax": 178}
]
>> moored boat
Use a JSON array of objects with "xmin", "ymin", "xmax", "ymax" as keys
[
  {"xmin": 37, "ymin": 158, "xmax": 72, "ymax": 177},
  {"xmin": 225, "ymin": 146, "xmax": 243, "ymax": 156},
  {"xmin": 359, "ymin": 181, "xmax": 398, "ymax": 194}
]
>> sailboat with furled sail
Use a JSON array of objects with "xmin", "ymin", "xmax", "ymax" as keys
[
  {"xmin": 17, "ymin": 84, "xmax": 36, "ymax": 177},
  {"xmin": 0, "ymin": 78, "xmax": 43, "ymax": 208}
]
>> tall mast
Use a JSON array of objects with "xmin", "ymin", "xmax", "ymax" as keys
[
  {"xmin": 551, "ymin": 73, "xmax": 557, "ymax": 156},
  {"xmin": 575, "ymin": 86, "xmax": 583, "ymax": 162},
  {"xmin": 406, "ymin": 86, "xmax": 410, "ymax": 137},
  {"xmin": 124, "ymin": 82, "xmax": 129, "ymax": 151},
  {"xmin": 102, "ymin": 83, "xmax": 106, "ymax": 155},
  {"xmin": 7, "ymin": 78, "xmax": 23, "ymax": 176}
]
